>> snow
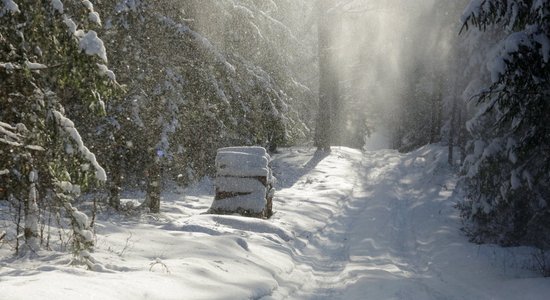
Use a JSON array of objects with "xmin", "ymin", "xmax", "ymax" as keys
[
  {"xmin": 88, "ymin": 11, "xmax": 101, "ymax": 25},
  {"xmin": 57, "ymin": 181, "xmax": 81, "ymax": 195},
  {"xmin": 0, "ymin": 62, "xmax": 15, "ymax": 70},
  {"xmin": 79, "ymin": 31, "xmax": 108, "ymax": 62},
  {"xmin": 82, "ymin": 0, "xmax": 93, "ymax": 11},
  {"xmin": 51, "ymin": 0, "xmax": 63, "ymax": 14},
  {"xmin": 1, "ymin": 0, "xmax": 19, "ymax": 14},
  {"xmin": 52, "ymin": 110, "xmax": 107, "ymax": 182},
  {"xmin": 216, "ymin": 151, "xmax": 270, "ymax": 177},
  {"xmin": 0, "ymin": 121, "xmax": 19, "ymax": 141},
  {"xmin": 210, "ymin": 190, "xmax": 267, "ymax": 213},
  {"xmin": 484, "ymin": 23, "xmax": 550, "ymax": 83},
  {"xmin": 211, "ymin": 147, "xmax": 272, "ymax": 214},
  {"xmin": 461, "ymin": 0, "xmax": 482, "ymax": 23},
  {"xmin": 25, "ymin": 61, "xmax": 47, "ymax": 70},
  {"xmin": 63, "ymin": 17, "xmax": 77, "ymax": 34},
  {"xmin": 71, "ymin": 209, "xmax": 89, "ymax": 228},
  {"xmin": 97, "ymin": 63, "xmax": 116, "ymax": 81},
  {"xmin": 215, "ymin": 177, "xmax": 266, "ymax": 193},
  {"xmin": 218, "ymin": 146, "xmax": 269, "ymax": 158},
  {"xmin": 1, "ymin": 146, "xmax": 549, "ymax": 299},
  {"xmin": 28, "ymin": 170, "xmax": 37, "ymax": 182}
]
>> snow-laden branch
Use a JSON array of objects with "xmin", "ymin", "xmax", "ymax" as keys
[
  {"xmin": 1, "ymin": 0, "xmax": 19, "ymax": 15},
  {"xmin": 52, "ymin": 110, "xmax": 107, "ymax": 182},
  {"xmin": 79, "ymin": 31, "xmax": 107, "ymax": 62}
]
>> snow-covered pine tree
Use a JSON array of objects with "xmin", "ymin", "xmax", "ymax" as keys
[
  {"xmin": 97, "ymin": 1, "xmax": 239, "ymax": 212},
  {"xmin": 182, "ymin": 0, "xmax": 314, "ymax": 151},
  {"xmin": 445, "ymin": 0, "xmax": 497, "ymax": 166},
  {"xmin": 458, "ymin": 0, "xmax": 550, "ymax": 247},
  {"xmin": 0, "ymin": 0, "xmax": 117, "ymax": 265},
  {"xmin": 94, "ymin": 0, "xmax": 313, "ymax": 212}
]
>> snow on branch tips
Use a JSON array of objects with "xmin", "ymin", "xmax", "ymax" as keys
[
  {"xmin": 63, "ymin": 16, "xmax": 77, "ymax": 34},
  {"xmin": 79, "ymin": 31, "xmax": 107, "ymax": 62},
  {"xmin": 487, "ymin": 26, "xmax": 550, "ymax": 83},
  {"xmin": 1, "ymin": 0, "xmax": 20, "ymax": 15},
  {"xmin": 82, "ymin": 0, "xmax": 93, "ymax": 11},
  {"xmin": 88, "ymin": 11, "xmax": 101, "ymax": 25},
  {"xmin": 52, "ymin": 110, "xmax": 107, "ymax": 182},
  {"xmin": 51, "ymin": 0, "xmax": 64, "ymax": 14},
  {"xmin": 25, "ymin": 61, "xmax": 47, "ymax": 70},
  {"xmin": 97, "ymin": 64, "xmax": 116, "ymax": 82}
]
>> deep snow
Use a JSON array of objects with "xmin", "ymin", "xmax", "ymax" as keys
[{"xmin": 1, "ymin": 146, "xmax": 549, "ymax": 299}]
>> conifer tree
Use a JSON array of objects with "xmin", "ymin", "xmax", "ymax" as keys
[
  {"xmin": 1, "ymin": 0, "xmax": 117, "ymax": 265},
  {"xmin": 95, "ymin": 0, "xmax": 314, "ymax": 212},
  {"xmin": 459, "ymin": 0, "xmax": 550, "ymax": 247}
]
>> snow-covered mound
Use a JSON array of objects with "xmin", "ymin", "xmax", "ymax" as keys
[
  {"xmin": 209, "ymin": 146, "xmax": 274, "ymax": 216},
  {"xmin": 1, "ymin": 146, "xmax": 549, "ymax": 299}
]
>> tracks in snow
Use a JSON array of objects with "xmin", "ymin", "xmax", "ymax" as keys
[{"xmin": 268, "ymin": 148, "xmax": 459, "ymax": 299}]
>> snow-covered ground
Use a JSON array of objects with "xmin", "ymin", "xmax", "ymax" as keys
[{"xmin": 1, "ymin": 146, "xmax": 549, "ymax": 299}]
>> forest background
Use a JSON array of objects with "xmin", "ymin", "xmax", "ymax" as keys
[{"xmin": 0, "ymin": 0, "xmax": 549, "ymax": 269}]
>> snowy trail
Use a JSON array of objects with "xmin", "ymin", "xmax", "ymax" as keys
[
  {"xmin": 270, "ymin": 149, "xmax": 368, "ymax": 299},
  {"xmin": 2, "ymin": 146, "xmax": 549, "ymax": 300},
  {"xmin": 268, "ymin": 147, "xmax": 549, "ymax": 300},
  {"xmin": 320, "ymin": 149, "xmax": 455, "ymax": 299},
  {"xmin": 268, "ymin": 148, "xmax": 442, "ymax": 299}
]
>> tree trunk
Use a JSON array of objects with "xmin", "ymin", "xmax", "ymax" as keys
[
  {"xmin": 329, "ymin": 11, "xmax": 343, "ymax": 146},
  {"xmin": 144, "ymin": 152, "xmax": 161, "ymax": 213},
  {"xmin": 25, "ymin": 164, "xmax": 40, "ymax": 251},
  {"xmin": 429, "ymin": 97, "xmax": 437, "ymax": 144},
  {"xmin": 448, "ymin": 98, "xmax": 457, "ymax": 166},
  {"xmin": 314, "ymin": 0, "xmax": 339, "ymax": 151},
  {"xmin": 429, "ymin": 91, "xmax": 442, "ymax": 144},
  {"xmin": 108, "ymin": 145, "xmax": 123, "ymax": 210},
  {"xmin": 458, "ymin": 105, "xmax": 467, "ymax": 164}
]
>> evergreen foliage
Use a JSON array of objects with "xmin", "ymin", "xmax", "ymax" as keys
[
  {"xmin": 0, "ymin": 0, "xmax": 116, "ymax": 263},
  {"xmin": 458, "ymin": 0, "xmax": 550, "ymax": 247},
  {"xmin": 91, "ymin": 0, "xmax": 314, "ymax": 212}
]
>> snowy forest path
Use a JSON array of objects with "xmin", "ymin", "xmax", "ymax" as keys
[
  {"xmin": 3, "ymin": 147, "xmax": 548, "ymax": 300},
  {"xmin": 268, "ymin": 147, "xmax": 479, "ymax": 299}
]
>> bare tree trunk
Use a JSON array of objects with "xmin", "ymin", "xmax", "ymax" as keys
[
  {"xmin": 25, "ymin": 164, "xmax": 40, "ymax": 251},
  {"xmin": 108, "ymin": 146, "xmax": 123, "ymax": 210},
  {"xmin": 143, "ymin": 152, "xmax": 161, "ymax": 213},
  {"xmin": 15, "ymin": 195, "xmax": 22, "ymax": 254},
  {"xmin": 429, "ymin": 97, "xmax": 438, "ymax": 144},
  {"xmin": 329, "ymin": 11, "xmax": 343, "ymax": 147},
  {"xmin": 448, "ymin": 99, "xmax": 457, "ymax": 166},
  {"xmin": 314, "ymin": 0, "xmax": 338, "ymax": 151},
  {"xmin": 391, "ymin": 108, "xmax": 404, "ymax": 150},
  {"xmin": 458, "ymin": 105, "xmax": 467, "ymax": 164},
  {"xmin": 429, "ymin": 91, "xmax": 443, "ymax": 144}
]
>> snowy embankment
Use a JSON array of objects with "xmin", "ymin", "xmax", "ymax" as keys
[{"xmin": 1, "ymin": 146, "xmax": 549, "ymax": 299}]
